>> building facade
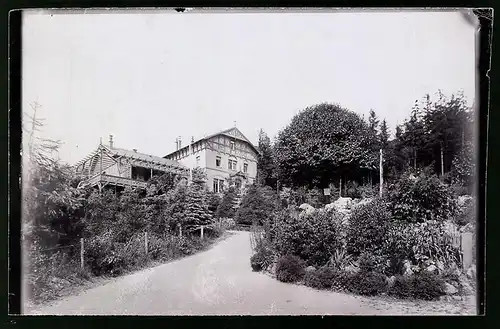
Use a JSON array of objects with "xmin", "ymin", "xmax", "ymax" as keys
[{"xmin": 164, "ymin": 127, "xmax": 259, "ymax": 193}]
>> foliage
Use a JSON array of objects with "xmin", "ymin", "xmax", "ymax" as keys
[
  {"xmin": 304, "ymin": 266, "xmax": 338, "ymax": 290},
  {"xmin": 450, "ymin": 141, "xmax": 475, "ymax": 189},
  {"xmin": 379, "ymin": 119, "xmax": 390, "ymax": 149},
  {"xmin": 235, "ymin": 185, "xmax": 277, "ymax": 225},
  {"xmin": 383, "ymin": 220, "xmax": 461, "ymax": 272},
  {"xmin": 274, "ymin": 103, "xmax": 378, "ymax": 188},
  {"xmin": 182, "ymin": 183, "xmax": 213, "ymax": 231},
  {"xmin": 215, "ymin": 186, "xmax": 238, "ymax": 219},
  {"xmin": 275, "ymin": 254, "xmax": 306, "ymax": 283},
  {"xmin": 454, "ymin": 196, "xmax": 475, "ymax": 227},
  {"xmin": 388, "ymin": 272, "xmax": 446, "ymax": 300},
  {"xmin": 326, "ymin": 248, "xmax": 354, "ymax": 270},
  {"xmin": 206, "ymin": 192, "xmax": 222, "ymax": 215},
  {"xmin": 271, "ymin": 207, "xmax": 344, "ymax": 266},
  {"xmin": 358, "ymin": 252, "xmax": 388, "ymax": 274},
  {"xmin": 257, "ymin": 129, "xmax": 277, "ymax": 189},
  {"xmin": 250, "ymin": 244, "xmax": 274, "ymax": 272},
  {"xmin": 387, "ymin": 169, "xmax": 458, "ymax": 223},
  {"xmin": 346, "ymin": 271, "xmax": 387, "ymax": 296},
  {"xmin": 346, "ymin": 198, "xmax": 391, "ymax": 256},
  {"xmin": 345, "ymin": 181, "xmax": 362, "ymax": 199}
]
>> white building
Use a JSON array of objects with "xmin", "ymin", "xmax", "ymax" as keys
[{"xmin": 164, "ymin": 127, "xmax": 260, "ymax": 193}]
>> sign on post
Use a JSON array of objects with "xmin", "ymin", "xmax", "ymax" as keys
[{"xmin": 323, "ymin": 188, "xmax": 330, "ymax": 196}]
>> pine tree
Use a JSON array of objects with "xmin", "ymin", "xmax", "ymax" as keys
[
  {"xmin": 368, "ymin": 109, "xmax": 379, "ymax": 134},
  {"xmin": 183, "ymin": 183, "xmax": 213, "ymax": 230},
  {"xmin": 215, "ymin": 186, "xmax": 238, "ymax": 219},
  {"xmin": 379, "ymin": 119, "xmax": 390, "ymax": 149},
  {"xmin": 257, "ymin": 129, "xmax": 277, "ymax": 188}
]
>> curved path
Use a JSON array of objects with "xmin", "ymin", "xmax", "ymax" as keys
[{"xmin": 27, "ymin": 231, "xmax": 475, "ymax": 315}]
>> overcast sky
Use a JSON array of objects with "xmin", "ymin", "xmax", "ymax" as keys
[{"xmin": 22, "ymin": 9, "xmax": 477, "ymax": 165}]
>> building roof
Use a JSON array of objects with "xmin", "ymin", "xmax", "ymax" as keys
[
  {"xmin": 165, "ymin": 127, "xmax": 260, "ymax": 157},
  {"xmin": 74, "ymin": 144, "xmax": 188, "ymax": 170}
]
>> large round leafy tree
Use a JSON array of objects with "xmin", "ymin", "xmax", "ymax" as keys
[{"xmin": 274, "ymin": 103, "xmax": 378, "ymax": 188}]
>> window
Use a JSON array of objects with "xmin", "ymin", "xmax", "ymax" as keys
[
  {"xmin": 216, "ymin": 156, "xmax": 221, "ymax": 167},
  {"xmin": 230, "ymin": 140, "xmax": 235, "ymax": 151},
  {"xmin": 213, "ymin": 178, "xmax": 224, "ymax": 193},
  {"xmin": 228, "ymin": 159, "xmax": 237, "ymax": 171},
  {"xmin": 196, "ymin": 156, "xmax": 200, "ymax": 167},
  {"xmin": 243, "ymin": 163, "xmax": 248, "ymax": 173}
]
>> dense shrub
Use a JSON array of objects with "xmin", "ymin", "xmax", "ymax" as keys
[
  {"xmin": 275, "ymin": 254, "xmax": 306, "ymax": 283},
  {"xmin": 388, "ymin": 272, "xmax": 446, "ymax": 300},
  {"xmin": 357, "ymin": 183, "xmax": 379, "ymax": 198},
  {"xmin": 454, "ymin": 197, "xmax": 475, "ymax": 227},
  {"xmin": 236, "ymin": 185, "xmax": 277, "ymax": 225},
  {"xmin": 358, "ymin": 252, "xmax": 388, "ymax": 274},
  {"xmin": 215, "ymin": 186, "xmax": 238, "ymax": 219},
  {"xmin": 326, "ymin": 248, "xmax": 354, "ymax": 270},
  {"xmin": 250, "ymin": 236, "xmax": 275, "ymax": 272},
  {"xmin": 347, "ymin": 198, "xmax": 391, "ymax": 256},
  {"xmin": 345, "ymin": 181, "xmax": 362, "ymax": 199},
  {"xmin": 347, "ymin": 271, "xmax": 387, "ymax": 296},
  {"xmin": 387, "ymin": 170, "xmax": 457, "ymax": 223},
  {"xmin": 304, "ymin": 266, "xmax": 338, "ymax": 290},
  {"xmin": 271, "ymin": 208, "xmax": 344, "ymax": 266},
  {"xmin": 383, "ymin": 220, "xmax": 461, "ymax": 272}
]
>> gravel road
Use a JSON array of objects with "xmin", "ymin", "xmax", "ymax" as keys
[{"xmin": 27, "ymin": 231, "xmax": 476, "ymax": 315}]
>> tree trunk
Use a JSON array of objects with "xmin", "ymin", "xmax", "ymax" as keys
[
  {"xmin": 379, "ymin": 149, "xmax": 383, "ymax": 198},
  {"xmin": 413, "ymin": 148, "xmax": 417, "ymax": 169},
  {"xmin": 339, "ymin": 177, "xmax": 342, "ymax": 198},
  {"xmin": 440, "ymin": 142, "xmax": 444, "ymax": 177}
]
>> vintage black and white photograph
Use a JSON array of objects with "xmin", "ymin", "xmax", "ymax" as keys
[{"xmin": 20, "ymin": 8, "xmax": 481, "ymax": 315}]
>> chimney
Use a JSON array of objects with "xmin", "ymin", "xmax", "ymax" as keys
[
  {"xmin": 175, "ymin": 137, "xmax": 179, "ymax": 150},
  {"xmin": 133, "ymin": 148, "xmax": 137, "ymax": 153},
  {"xmin": 109, "ymin": 134, "xmax": 114, "ymax": 148},
  {"xmin": 178, "ymin": 136, "xmax": 182, "ymax": 149}
]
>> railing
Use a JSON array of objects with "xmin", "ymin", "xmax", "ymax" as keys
[{"xmin": 78, "ymin": 173, "xmax": 148, "ymax": 189}]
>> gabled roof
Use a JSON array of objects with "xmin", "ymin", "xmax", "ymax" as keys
[
  {"xmin": 74, "ymin": 144, "xmax": 188, "ymax": 170},
  {"xmin": 165, "ymin": 127, "xmax": 260, "ymax": 157}
]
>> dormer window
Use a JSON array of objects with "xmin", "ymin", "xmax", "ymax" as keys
[{"xmin": 230, "ymin": 140, "xmax": 235, "ymax": 151}]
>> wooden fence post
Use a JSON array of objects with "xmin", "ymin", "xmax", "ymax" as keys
[
  {"xmin": 201, "ymin": 226, "xmax": 204, "ymax": 240},
  {"xmin": 179, "ymin": 224, "xmax": 182, "ymax": 237},
  {"xmin": 145, "ymin": 232, "xmax": 148, "ymax": 254},
  {"xmin": 80, "ymin": 238, "xmax": 84, "ymax": 269}
]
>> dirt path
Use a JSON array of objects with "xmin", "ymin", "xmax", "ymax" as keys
[{"xmin": 26, "ymin": 231, "xmax": 476, "ymax": 315}]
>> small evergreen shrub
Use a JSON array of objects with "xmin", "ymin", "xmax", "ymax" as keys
[
  {"xmin": 347, "ymin": 271, "xmax": 388, "ymax": 296},
  {"xmin": 388, "ymin": 272, "xmax": 446, "ymax": 300},
  {"xmin": 275, "ymin": 254, "xmax": 306, "ymax": 283}
]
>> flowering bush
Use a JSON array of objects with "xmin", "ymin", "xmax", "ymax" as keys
[
  {"xmin": 271, "ymin": 207, "xmax": 344, "ymax": 266},
  {"xmin": 387, "ymin": 170, "xmax": 458, "ymax": 223}
]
